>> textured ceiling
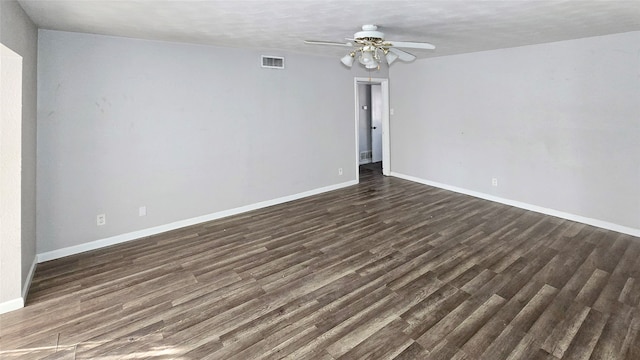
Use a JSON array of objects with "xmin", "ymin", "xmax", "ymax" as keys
[{"xmin": 17, "ymin": 0, "xmax": 640, "ymax": 59}]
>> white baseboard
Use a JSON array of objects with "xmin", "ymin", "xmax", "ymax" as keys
[
  {"xmin": 390, "ymin": 172, "xmax": 640, "ymax": 238},
  {"xmin": 0, "ymin": 257, "xmax": 37, "ymax": 314},
  {"xmin": 37, "ymin": 180, "xmax": 358, "ymax": 263},
  {"xmin": 22, "ymin": 256, "xmax": 37, "ymax": 300},
  {"xmin": 0, "ymin": 297, "xmax": 23, "ymax": 314}
]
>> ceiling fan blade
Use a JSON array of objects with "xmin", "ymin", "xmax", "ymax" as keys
[
  {"xmin": 388, "ymin": 48, "xmax": 416, "ymax": 62},
  {"xmin": 304, "ymin": 40, "xmax": 353, "ymax": 47},
  {"xmin": 385, "ymin": 40, "xmax": 435, "ymax": 50}
]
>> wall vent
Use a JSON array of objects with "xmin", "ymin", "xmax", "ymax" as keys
[
  {"xmin": 261, "ymin": 55, "xmax": 285, "ymax": 69},
  {"xmin": 360, "ymin": 151, "xmax": 372, "ymax": 161}
]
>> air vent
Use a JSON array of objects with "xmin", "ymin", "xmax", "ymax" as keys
[
  {"xmin": 360, "ymin": 151, "xmax": 372, "ymax": 161},
  {"xmin": 261, "ymin": 55, "xmax": 285, "ymax": 69}
]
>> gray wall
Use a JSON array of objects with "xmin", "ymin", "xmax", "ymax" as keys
[
  {"xmin": 0, "ymin": 0, "xmax": 38, "ymax": 304},
  {"xmin": 390, "ymin": 31, "xmax": 640, "ymax": 232},
  {"xmin": 37, "ymin": 30, "xmax": 375, "ymax": 253}
]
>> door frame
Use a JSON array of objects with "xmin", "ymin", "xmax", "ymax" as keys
[
  {"xmin": 1, "ymin": 43, "xmax": 24, "ymax": 313},
  {"xmin": 354, "ymin": 77, "xmax": 390, "ymax": 181}
]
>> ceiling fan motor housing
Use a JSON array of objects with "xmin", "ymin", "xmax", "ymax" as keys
[{"xmin": 354, "ymin": 24, "xmax": 384, "ymax": 41}]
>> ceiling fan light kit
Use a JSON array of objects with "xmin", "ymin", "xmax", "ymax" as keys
[
  {"xmin": 341, "ymin": 52, "xmax": 356, "ymax": 67},
  {"xmin": 305, "ymin": 24, "xmax": 435, "ymax": 71},
  {"xmin": 358, "ymin": 49, "xmax": 377, "ymax": 67},
  {"xmin": 383, "ymin": 49, "xmax": 399, "ymax": 65}
]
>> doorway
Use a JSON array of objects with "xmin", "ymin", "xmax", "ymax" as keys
[{"xmin": 354, "ymin": 77, "xmax": 390, "ymax": 182}]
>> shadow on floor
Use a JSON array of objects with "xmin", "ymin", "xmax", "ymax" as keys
[{"xmin": 359, "ymin": 161, "xmax": 382, "ymax": 175}]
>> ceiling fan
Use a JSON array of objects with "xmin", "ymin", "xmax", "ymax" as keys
[{"xmin": 305, "ymin": 25, "xmax": 435, "ymax": 70}]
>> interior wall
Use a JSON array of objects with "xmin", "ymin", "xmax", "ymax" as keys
[
  {"xmin": 389, "ymin": 31, "xmax": 640, "ymax": 233},
  {"xmin": 37, "ymin": 30, "xmax": 373, "ymax": 253},
  {"xmin": 0, "ymin": 0, "xmax": 38, "ymax": 307}
]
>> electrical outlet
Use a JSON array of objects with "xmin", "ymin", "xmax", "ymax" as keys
[
  {"xmin": 97, "ymin": 214, "xmax": 106, "ymax": 226},
  {"xmin": 139, "ymin": 206, "xmax": 147, "ymax": 217},
  {"xmin": 338, "ymin": 168, "xmax": 343, "ymax": 176},
  {"xmin": 492, "ymin": 177, "xmax": 498, "ymax": 187}
]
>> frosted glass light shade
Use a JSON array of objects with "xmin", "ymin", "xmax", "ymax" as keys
[
  {"xmin": 358, "ymin": 51, "xmax": 375, "ymax": 66},
  {"xmin": 341, "ymin": 53, "xmax": 355, "ymax": 67}
]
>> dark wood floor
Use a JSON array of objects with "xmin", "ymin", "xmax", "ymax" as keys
[{"xmin": 2, "ymin": 166, "xmax": 639, "ymax": 359}]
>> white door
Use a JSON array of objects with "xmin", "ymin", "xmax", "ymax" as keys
[
  {"xmin": 357, "ymin": 84, "xmax": 372, "ymax": 164},
  {"xmin": 371, "ymin": 84, "xmax": 383, "ymax": 163}
]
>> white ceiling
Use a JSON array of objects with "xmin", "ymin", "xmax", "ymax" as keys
[{"xmin": 17, "ymin": 0, "xmax": 640, "ymax": 59}]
